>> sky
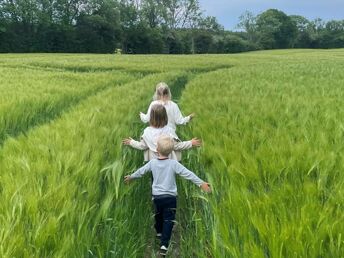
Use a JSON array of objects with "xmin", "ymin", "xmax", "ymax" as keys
[{"xmin": 199, "ymin": 0, "xmax": 344, "ymax": 30}]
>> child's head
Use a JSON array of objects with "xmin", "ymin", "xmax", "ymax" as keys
[
  {"xmin": 153, "ymin": 82, "xmax": 172, "ymax": 101},
  {"xmin": 150, "ymin": 104, "xmax": 168, "ymax": 128},
  {"xmin": 157, "ymin": 135, "xmax": 174, "ymax": 157}
]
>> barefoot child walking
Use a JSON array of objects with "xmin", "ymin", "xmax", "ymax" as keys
[
  {"xmin": 123, "ymin": 104, "xmax": 200, "ymax": 161},
  {"xmin": 124, "ymin": 135, "xmax": 211, "ymax": 256}
]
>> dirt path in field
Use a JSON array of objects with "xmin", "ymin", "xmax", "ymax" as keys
[
  {"xmin": 142, "ymin": 75, "xmax": 189, "ymax": 258},
  {"xmin": 140, "ymin": 67, "xmax": 232, "ymax": 257},
  {"xmin": 144, "ymin": 223, "xmax": 182, "ymax": 258}
]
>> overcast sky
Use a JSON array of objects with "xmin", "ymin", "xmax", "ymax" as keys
[{"xmin": 199, "ymin": 0, "xmax": 344, "ymax": 30}]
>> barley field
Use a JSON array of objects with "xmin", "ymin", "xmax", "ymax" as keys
[{"xmin": 0, "ymin": 50, "xmax": 343, "ymax": 257}]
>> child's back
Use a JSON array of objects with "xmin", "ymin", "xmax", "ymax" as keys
[
  {"xmin": 141, "ymin": 125, "xmax": 177, "ymax": 152},
  {"xmin": 131, "ymin": 158, "xmax": 204, "ymax": 197},
  {"xmin": 140, "ymin": 100, "xmax": 191, "ymax": 131},
  {"xmin": 124, "ymin": 104, "xmax": 200, "ymax": 161},
  {"xmin": 124, "ymin": 135, "xmax": 210, "ymax": 255},
  {"xmin": 140, "ymin": 82, "xmax": 193, "ymax": 132}
]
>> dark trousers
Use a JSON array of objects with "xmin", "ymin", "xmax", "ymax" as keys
[{"xmin": 153, "ymin": 196, "xmax": 177, "ymax": 247}]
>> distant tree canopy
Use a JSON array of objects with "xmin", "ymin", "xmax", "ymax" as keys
[
  {"xmin": 239, "ymin": 9, "xmax": 344, "ymax": 50},
  {"xmin": 256, "ymin": 9, "xmax": 297, "ymax": 49},
  {"xmin": 0, "ymin": 2, "xmax": 343, "ymax": 53}
]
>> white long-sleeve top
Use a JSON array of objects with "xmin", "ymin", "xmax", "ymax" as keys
[
  {"xmin": 129, "ymin": 126, "xmax": 192, "ymax": 161},
  {"xmin": 129, "ymin": 158, "xmax": 204, "ymax": 196},
  {"xmin": 140, "ymin": 100, "xmax": 191, "ymax": 131}
]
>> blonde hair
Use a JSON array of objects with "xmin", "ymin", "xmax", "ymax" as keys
[
  {"xmin": 157, "ymin": 135, "xmax": 174, "ymax": 156},
  {"xmin": 150, "ymin": 104, "xmax": 168, "ymax": 128},
  {"xmin": 153, "ymin": 82, "xmax": 172, "ymax": 101}
]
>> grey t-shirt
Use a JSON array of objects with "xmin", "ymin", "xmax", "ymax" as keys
[{"xmin": 129, "ymin": 159, "xmax": 204, "ymax": 196}]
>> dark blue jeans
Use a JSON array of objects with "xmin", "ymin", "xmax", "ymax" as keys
[{"xmin": 153, "ymin": 195, "xmax": 177, "ymax": 247}]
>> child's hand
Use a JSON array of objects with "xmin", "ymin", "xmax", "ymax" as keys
[
  {"xmin": 124, "ymin": 175, "xmax": 132, "ymax": 184},
  {"xmin": 200, "ymin": 182, "xmax": 211, "ymax": 193},
  {"xmin": 191, "ymin": 138, "xmax": 202, "ymax": 147},
  {"xmin": 189, "ymin": 113, "xmax": 195, "ymax": 120},
  {"xmin": 122, "ymin": 138, "xmax": 133, "ymax": 145}
]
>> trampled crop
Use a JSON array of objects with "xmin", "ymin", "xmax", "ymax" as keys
[{"xmin": 0, "ymin": 50, "xmax": 343, "ymax": 257}]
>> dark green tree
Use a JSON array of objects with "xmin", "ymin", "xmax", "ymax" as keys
[
  {"xmin": 289, "ymin": 15, "xmax": 313, "ymax": 48},
  {"xmin": 76, "ymin": 0, "xmax": 122, "ymax": 53},
  {"xmin": 237, "ymin": 11, "xmax": 257, "ymax": 42},
  {"xmin": 199, "ymin": 16, "xmax": 223, "ymax": 33},
  {"xmin": 140, "ymin": 0, "xmax": 163, "ymax": 28},
  {"xmin": 256, "ymin": 9, "xmax": 297, "ymax": 49},
  {"xmin": 193, "ymin": 30, "xmax": 213, "ymax": 53}
]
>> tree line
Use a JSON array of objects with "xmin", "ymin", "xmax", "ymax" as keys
[
  {"xmin": 0, "ymin": 0, "xmax": 343, "ymax": 53},
  {"xmin": 238, "ymin": 9, "xmax": 344, "ymax": 50}
]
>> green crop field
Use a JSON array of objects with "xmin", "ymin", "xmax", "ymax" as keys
[{"xmin": 0, "ymin": 50, "xmax": 343, "ymax": 257}]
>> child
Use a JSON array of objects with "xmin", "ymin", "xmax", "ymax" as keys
[
  {"xmin": 139, "ymin": 82, "xmax": 194, "ymax": 132},
  {"xmin": 124, "ymin": 135, "xmax": 211, "ymax": 256},
  {"xmin": 123, "ymin": 104, "xmax": 200, "ymax": 161}
]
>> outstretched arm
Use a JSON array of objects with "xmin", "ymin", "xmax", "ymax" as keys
[
  {"xmin": 124, "ymin": 161, "xmax": 152, "ymax": 183},
  {"xmin": 174, "ymin": 138, "xmax": 201, "ymax": 150},
  {"xmin": 140, "ymin": 103, "xmax": 153, "ymax": 123},
  {"xmin": 122, "ymin": 137, "xmax": 148, "ymax": 150},
  {"xmin": 174, "ymin": 104, "xmax": 194, "ymax": 125},
  {"xmin": 173, "ymin": 162, "xmax": 211, "ymax": 192}
]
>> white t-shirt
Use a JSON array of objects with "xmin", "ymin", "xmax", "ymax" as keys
[{"xmin": 142, "ymin": 126, "xmax": 178, "ymax": 153}]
